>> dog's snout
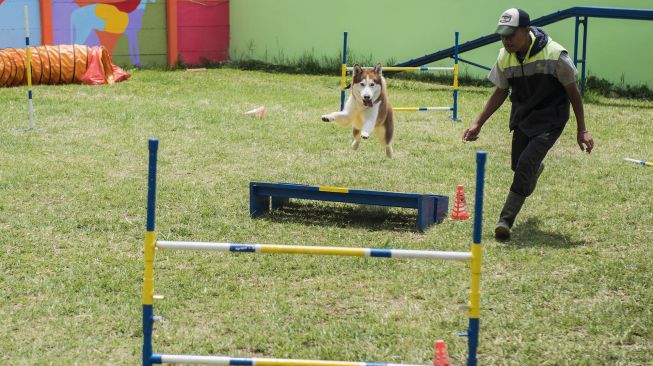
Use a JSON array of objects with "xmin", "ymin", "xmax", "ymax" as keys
[{"xmin": 363, "ymin": 95, "xmax": 371, "ymax": 100}]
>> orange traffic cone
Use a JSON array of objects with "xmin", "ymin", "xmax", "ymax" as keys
[
  {"xmin": 244, "ymin": 106, "xmax": 265, "ymax": 119},
  {"xmin": 434, "ymin": 340, "xmax": 451, "ymax": 366},
  {"xmin": 450, "ymin": 185, "xmax": 470, "ymax": 221}
]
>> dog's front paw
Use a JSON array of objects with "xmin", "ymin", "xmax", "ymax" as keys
[{"xmin": 321, "ymin": 114, "xmax": 334, "ymax": 122}]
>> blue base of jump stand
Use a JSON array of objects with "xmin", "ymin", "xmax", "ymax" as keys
[{"xmin": 250, "ymin": 182, "xmax": 448, "ymax": 232}]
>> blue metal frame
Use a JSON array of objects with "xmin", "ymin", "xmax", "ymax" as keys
[
  {"xmin": 395, "ymin": 7, "xmax": 653, "ymax": 94},
  {"xmin": 573, "ymin": 16, "xmax": 589, "ymax": 94},
  {"xmin": 250, "ymin": 182, "xmax": 448, "ymax": 232},
  {"xmin": 454, "ymin": 57, "xmax": 491, "ymax": 71}
]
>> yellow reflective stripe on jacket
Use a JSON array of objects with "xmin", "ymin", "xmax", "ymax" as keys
[{"xmin": 498, "ymin": 31, "xmax": 566, "ymax": 71}]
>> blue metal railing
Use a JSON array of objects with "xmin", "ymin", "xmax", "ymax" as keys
[{"xmin": 395, "ymin": 7, "xmax": 653, "ymax": 93}]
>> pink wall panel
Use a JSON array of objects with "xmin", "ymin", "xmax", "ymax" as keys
[{"xmin": 177, "ymin": 0, "xmax": 229, "ymax": 65}]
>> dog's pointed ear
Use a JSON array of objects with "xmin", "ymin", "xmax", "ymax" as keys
[
  {"xmin": 353, "ymin": 64, "xmax": 363, "ymax": 78},
  {"xmin": 374, "ymin": 63, "xmax": 383, "ymax": 76}
]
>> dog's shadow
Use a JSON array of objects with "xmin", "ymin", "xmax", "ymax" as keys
[
  {"xmin": 506, "ymin": 217, "xmax": 588, "ymax": 248},
  {"xmin": 259, "ymin": 201, "xmax": 421, "ymax": 233}
]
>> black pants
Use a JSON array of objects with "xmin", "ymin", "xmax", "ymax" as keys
[{"xmin": 510, "ymin": 126, "xmax": 564, "ymax": 197}]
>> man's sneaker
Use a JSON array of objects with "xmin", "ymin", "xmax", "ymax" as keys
[{"xmin": 495, "ymin": 221, "xmax": 511, "ymax": 240}]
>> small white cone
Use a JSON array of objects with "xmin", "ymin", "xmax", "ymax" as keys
[{"xmin": 244, "ymin": 106, "xmax": 265, "ymax": 119}]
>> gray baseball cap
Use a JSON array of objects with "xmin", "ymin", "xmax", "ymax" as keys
[{"xmin": 496, "ymin": 8, "xmax": 530, "ymax": 36}]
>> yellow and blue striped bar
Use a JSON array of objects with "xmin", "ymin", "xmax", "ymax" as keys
[
  {"xmin": 393, "ymin": 107, "xmax": 453, "ymax": 112},
  {"xmin": 154, "ymin": 355, "xmax": 432, "ymax": 366},
  {"xmin": 624, "ymin": 157, "xmax": 653, "ymax": 167},
  {"xmin": 156, "ymin": 241, "xmax": 472, "ymax": 261},
  {"xmin": 346, "ymin": 66, "xmax": 453, "ymax": 72}
]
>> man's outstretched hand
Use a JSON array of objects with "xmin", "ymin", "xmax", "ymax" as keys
[
  {"xmin": 462, "ymin": 123, "xmax": 481, "ymax": 142},
  {"xmin": 577, "ymin": 130, "xmax": 594, "ymax": 153}
]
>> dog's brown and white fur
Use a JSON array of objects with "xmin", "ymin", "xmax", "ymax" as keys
[{"xmin": 321, "ymin": 63, "xmax": 394, "ymax": 158}]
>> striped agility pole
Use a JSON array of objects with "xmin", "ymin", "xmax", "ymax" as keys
[
  {"xmin": 24, "ymin": 6, "xmax": 35, "ymax": 130},
  {"xmin": 624, "ymin": 157, "xmax": 653, "ymax": 167},
  {"xmin": 465, "ymin": 150, "xmax": 486, "ymax": 366},
  {"xmin": 451, "ymin": 31, "xmax": 460, "ymax": 122},
  {"xmin": 143, "ymin": 138, "xmax": 158, "ymax": 366},
  {"xmin": 154, "ymin": 355, "xmax": 432, "ymax": 366},
  {"xmin": 340, "ymin": 32, "xmax": 348, "ymax": 111},
  {"xmin": 156, "ymin": 241, "xmax": 472, "ymax": 261},
  {"xmin": 142, "ymin": 139, "xmax": 486, "ymax": 365}
]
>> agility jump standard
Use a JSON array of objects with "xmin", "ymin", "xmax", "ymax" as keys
[
  {"xmin": 142, "ymin": 138, "xmax": 487, "ymax": 366},
  {"xmin": 340, "ymin": 32, "xmax": 460, "ymax": 121}
]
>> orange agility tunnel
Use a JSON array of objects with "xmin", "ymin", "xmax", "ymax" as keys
[{"xmin": 0, "ymin": 44, "xmax": 129, "ymax": 87}]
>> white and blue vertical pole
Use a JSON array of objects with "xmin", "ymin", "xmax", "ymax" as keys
[
  {"xmin": 340, "ymin": 32, "xmax": 348, "ymax": 111},
  {"xmin": 466, "ymin": 150, "xmax": 486, "ymax": 366},
  {"xmin": 142, "ymin": 138, "xmax": 159, "ymax": 366},
  {"xmin": 24, "ymin": 6, "xmax": 35, "ymax": 130}
]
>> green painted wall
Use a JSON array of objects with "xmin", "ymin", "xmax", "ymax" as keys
[{"xmin": 230, "ymin": 0, "xmax": 653, "ymax": 87}]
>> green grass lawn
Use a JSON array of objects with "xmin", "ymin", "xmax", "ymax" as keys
[{"xmin": 1, "ymin": 68, "xmax": 651, "ymax": 365}]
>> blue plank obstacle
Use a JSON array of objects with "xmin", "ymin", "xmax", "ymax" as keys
[{"xmin": 249, "ymin": 182, "xmax": 448, "ymax": 232}]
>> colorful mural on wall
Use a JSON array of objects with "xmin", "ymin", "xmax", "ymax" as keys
[
  {"xmin": 0, "ymin": 0, "xmax": 228, "ymax": 67},
  {"xmin": 53, "ymin": 0, "xmax": 156, "ymax": 67}
]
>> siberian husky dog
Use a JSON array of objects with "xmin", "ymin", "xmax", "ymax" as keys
[{"xmin": 321, "ymin": 63, "xmax": 394, "ymax": 158}]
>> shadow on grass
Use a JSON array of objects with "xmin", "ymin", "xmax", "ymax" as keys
[
  {"xmin": 258, "ymin": 201, "xmax": 422, "ymax": 233},
  {"xmin": 507, "ymin": 217, "xmax": 588, "ymax": 248}
]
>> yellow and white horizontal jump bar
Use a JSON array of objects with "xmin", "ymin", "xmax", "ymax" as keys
[
  {"xmin": 624, "ymin": 157, "xmax": 653, "ymax": 167},
  {"xmin": 346, "ymin": 66, "xmax": 454, "ymax": 72},
  {"xmin": 158, "ymin": 354, "xmax": 432, "ymax": 366},
  {"xmin": 156, "ymin": 241, "xmax": 472, "ymax": 261}
]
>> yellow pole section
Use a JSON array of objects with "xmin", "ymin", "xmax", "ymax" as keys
[
  {"xmin": 257, "ymin": 359, "xmax": 362, "ymax": 366},
  {"xmin": 142, "ymin": 231, "xmax": 157, "ymax": 305},
  {"xmin": 340, "ymin": 64, "xmax": 347, "ymax": 90},
  {"xmin": 260, "ymin": 245, "xmax": 366, "ymax": 257},
  {"xmin": 453, "ymin": 64, "xmax": 459, "ymax": 90},
  {"xmin": 468, "ymin": 243, "xmax": 481, "ymax": 318}
]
